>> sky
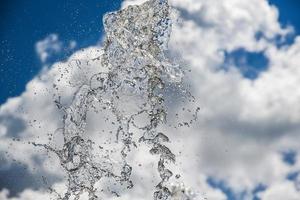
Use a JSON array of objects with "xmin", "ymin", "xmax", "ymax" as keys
[
  {"xmin": 0, "ymin": 0, "xmax": 122, "ymax": 104},
  {"xmin": 1, "ymin": 0, "xmax": 300, "ymax": 104},
  {"xmin": 1, "ymin": 0, "xmax": 300, "ymax": 200},
  {"xmin": 270, "ymin": 0, "xmax": 300, "ymax": 34}
]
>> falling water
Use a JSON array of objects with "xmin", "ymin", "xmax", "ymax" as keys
[{"xmin": 34, "ymin": 0, "xmax": 198, "ymax": 199}]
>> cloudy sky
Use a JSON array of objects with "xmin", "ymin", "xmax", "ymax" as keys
[{"xmin": 1, "ymin": 0, "xmax": 300, "ymax": 199}]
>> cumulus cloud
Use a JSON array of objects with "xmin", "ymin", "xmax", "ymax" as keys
[
  {"xmin": 1, "ymin": 0, "xmax": 300, "ymax": 199},
  {"xmin": 0, "ymin": 46, "xmax": 104, "ymax": 198},
  {"xmin": 0, "ymin": 188, "xmax": 49, "ymax": 200},
  {"xmin": 123, "ymin": 0, "xmax": 300, "ymax": 198},
  {"xmin": 260, "ymin": 181, "xmax": 300, "ymax": 200},
  {"xmin": 35, "ymin": 34, "xmax": 77, "ymax": 64}
]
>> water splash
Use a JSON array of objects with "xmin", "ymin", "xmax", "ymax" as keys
[
  {"xmin": 35, "ymin": 0, "xmax": 197, "ymax": 199},
  {"xmin": 170, "ymin": 183, "xmax": 197, "ymax": 200}
]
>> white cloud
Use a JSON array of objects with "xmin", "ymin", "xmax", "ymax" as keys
[
  {"xmin": 35, "ymin": 34, "xmax": 63, "ymax": 63},
  {"xmin": 0, "ymin": 188, "xmax": 50, "ymax": 200},
  {"xmin": 1, "ymin": 0, "xmax": 300, "ymax": 199},
  {"xmin": 0, "ymin": 124, "xmax": 7, "ymax": 137},
  {"xmin": 123, "ymin": 0, "xmax": 300, "ymax": 198},
  {"xmin": 35, "ymin": 34, "xmax": 77, "ymax": 63},
  {"xmin": 260, "ymin": 181, "xmax": 300, "ymax": 200},
  {"xmin": 0, "ymin": 46, "xmax": 104, "ymax": 175}
]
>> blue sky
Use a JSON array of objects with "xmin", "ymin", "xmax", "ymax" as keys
[
  {"xmin": 270, "ymin": 0, "xmax": 300, "ymax": 35},
  {"xmin": 1, "ymin": 0, "xmax": 300, "ymax": 104},
  {"xmin": 223, "ymin": 0, "xmax": 300, "ymax": 80},
  {"xmin": 0, "ymin": 0, "xmax": 122, "ymax": 104}
]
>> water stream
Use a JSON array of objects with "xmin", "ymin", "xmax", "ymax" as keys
[{"xmin": 35, "ymin": 0, "xmax": 197, "ymax": 199}]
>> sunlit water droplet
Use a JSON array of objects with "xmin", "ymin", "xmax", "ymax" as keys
[{"xmin": 34, "ymin": 0, "xmax": 198, "ymax": 199}]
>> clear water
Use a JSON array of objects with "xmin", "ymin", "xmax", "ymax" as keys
[{"xmin": 34, "ymin": 0, "xmax": 198, "ymax": 199}]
